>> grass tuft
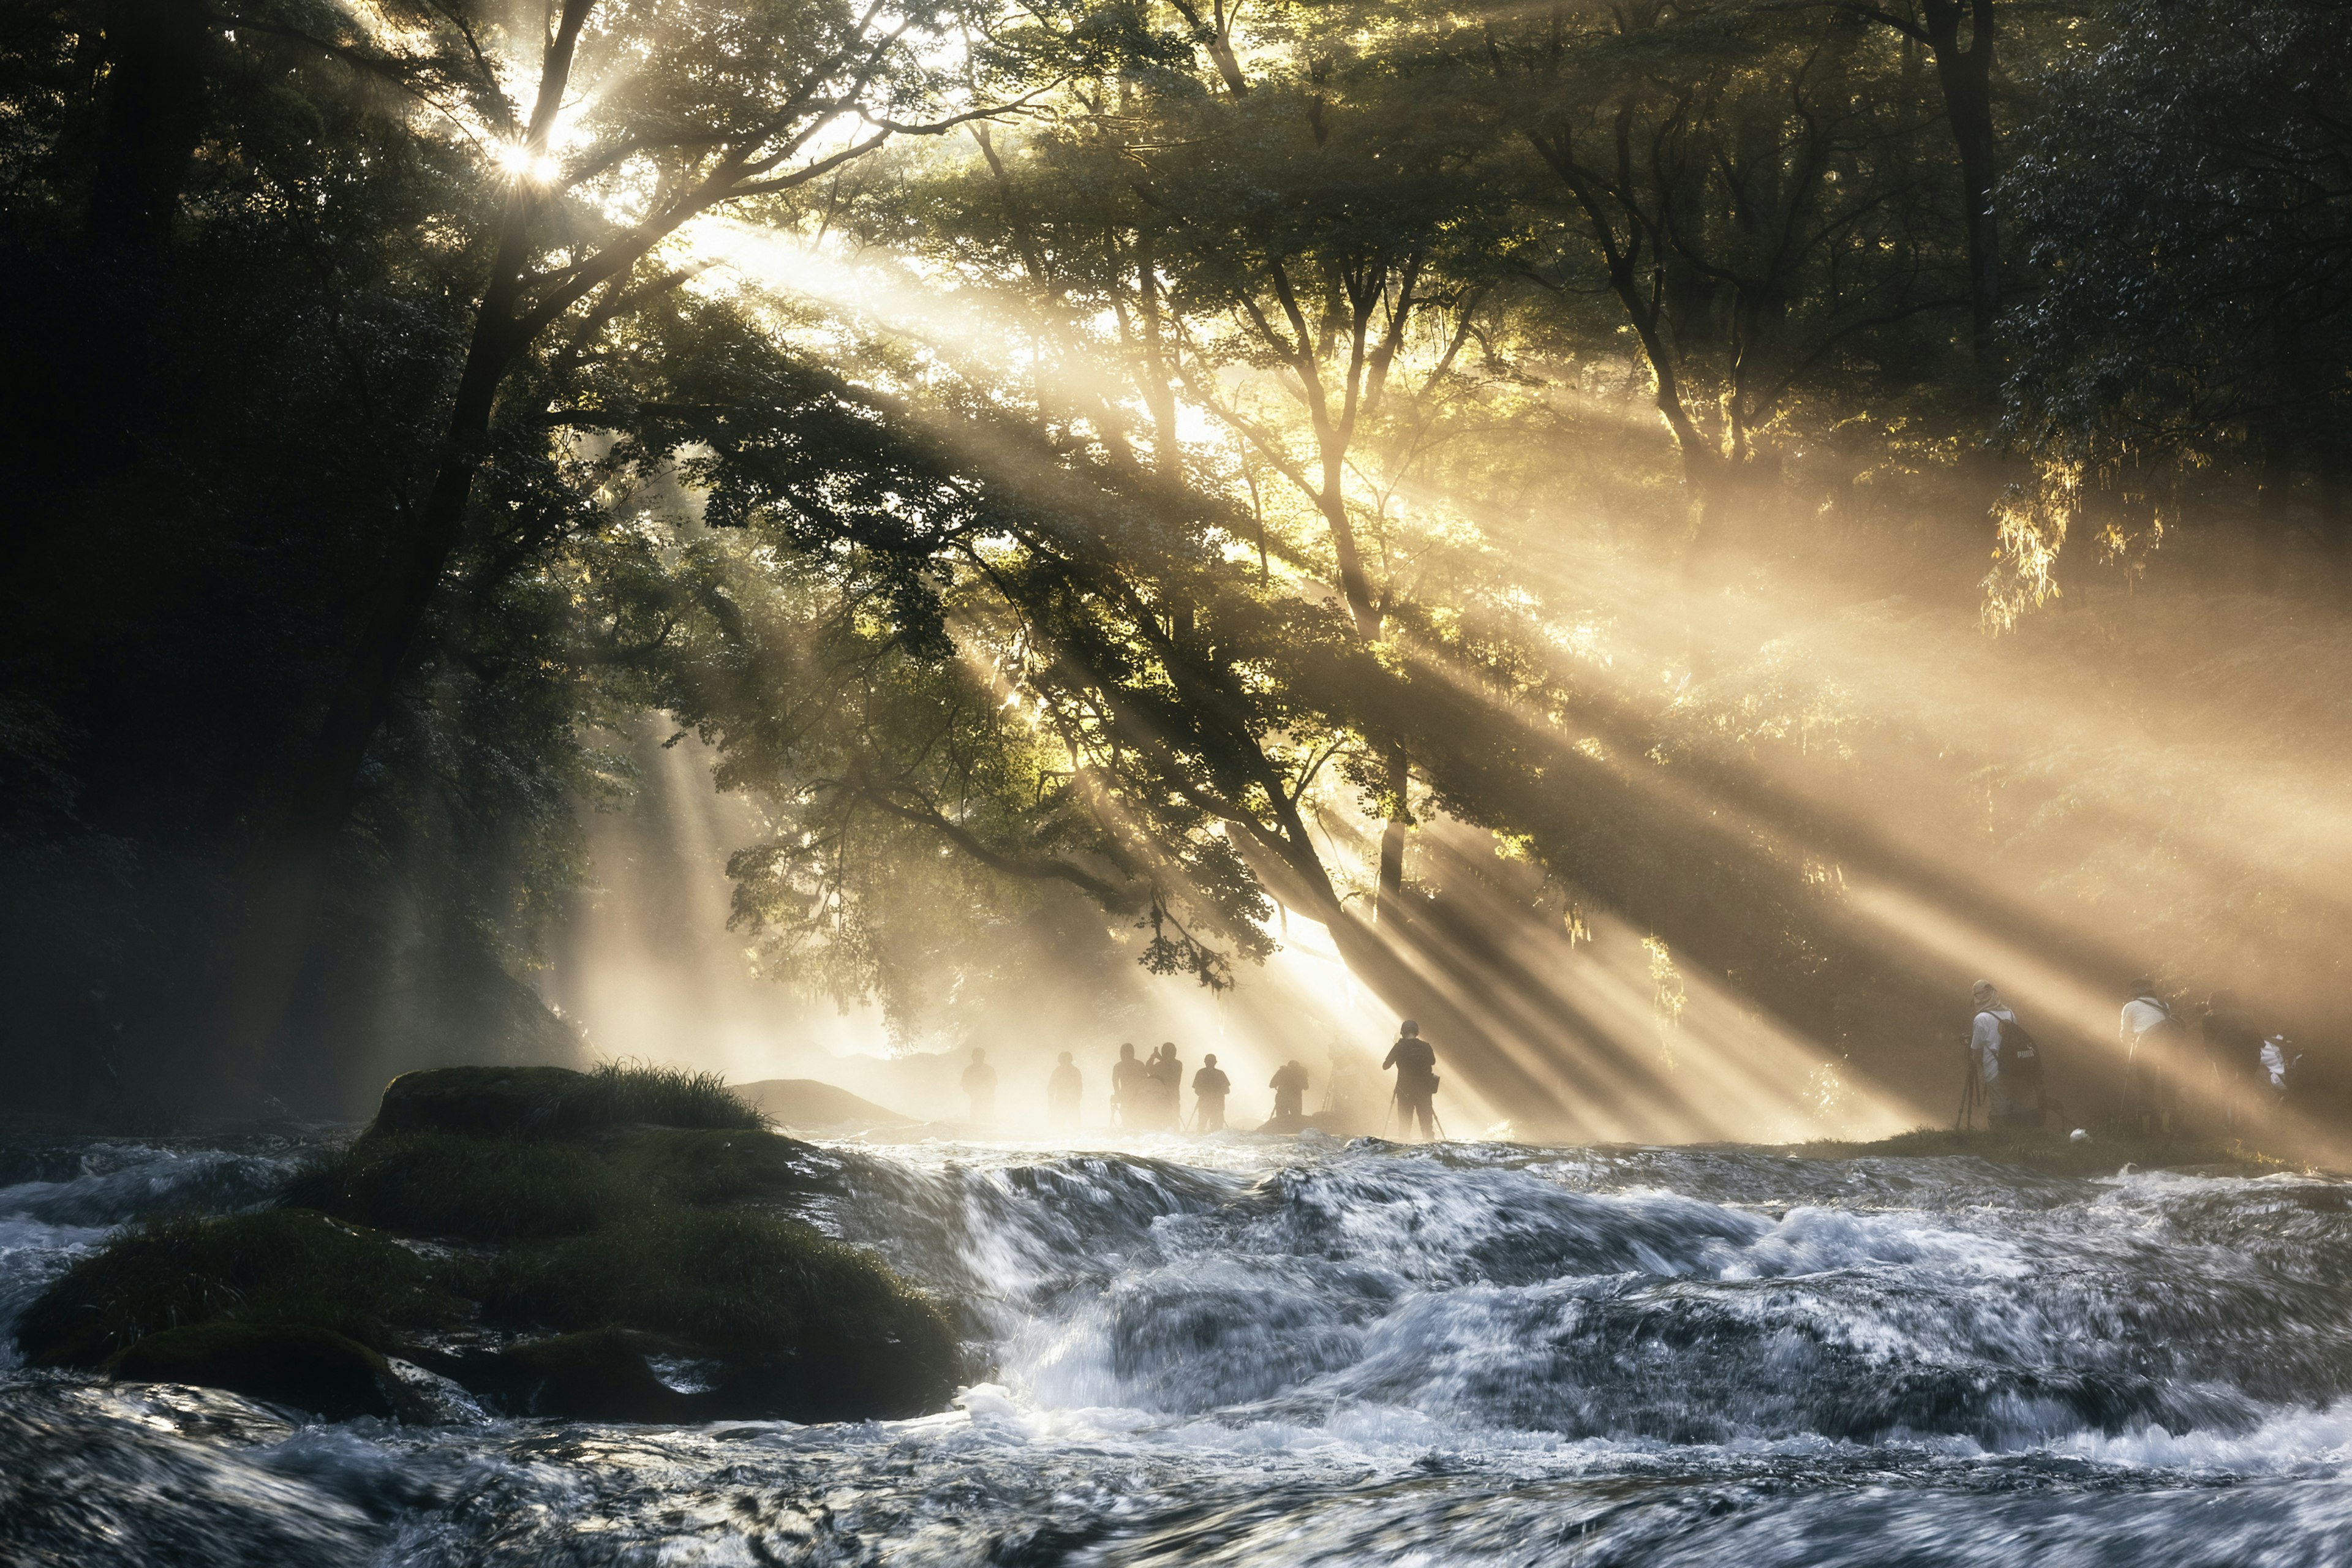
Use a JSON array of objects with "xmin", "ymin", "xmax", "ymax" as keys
[
  {"xmin": 364, "ymin": 1062, "xmax": 766, "ymax": 1141},
  {"xmin": 560, "ymin": 1060, "xmax": 766, "ymax": 1133}
]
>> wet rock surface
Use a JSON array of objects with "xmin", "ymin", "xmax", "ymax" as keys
[
  {"xmin": 8, "ymin": 1130, "xmax": 2352, "ymax": 1565},
  {"xmin": 10, "ymin": 1070, "xmax": 957, "ymax": 1427}
]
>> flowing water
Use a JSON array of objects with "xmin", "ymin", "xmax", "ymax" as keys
[{"xmin": 7, "ymin": 1131, "xmax": 2352, "ymax": 1565}]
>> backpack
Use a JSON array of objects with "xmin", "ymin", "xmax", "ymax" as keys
[{"xmin": 1997, "ymin": 1016, "xmax": 2045, "ymax": 1095}]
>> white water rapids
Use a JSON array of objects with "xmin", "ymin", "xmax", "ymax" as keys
[{"xmin": 7, "ymin": 1131, "xmax": 2352, "ymax": 1564}]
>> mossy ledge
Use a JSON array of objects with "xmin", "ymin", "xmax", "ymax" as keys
[{"xmin": 17, "ymin": 1065, "xmax": 958, "ymax": 1425}]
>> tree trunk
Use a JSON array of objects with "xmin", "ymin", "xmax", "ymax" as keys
[
  {"xmin": 87, "ymin": 0, "xmax": 211, "ymax": 266},
  {"xmin": 1921, "ymin": 0, "xmax": 2000, "ymax": 369},
  {"xmin": 1376, "ymin": 742, "xmax": 1411, "ymax": 925},
  {"xmin": 202, "ymin": 3, "xmax": 597, "ymax": 1090},
  {"xmin": 203, "ymin": 320, "xmax": 518, "ymax": 1090},
  {"xmin": 1135, "ymin": 232, "xmax": 1184, "ymax": 473}
]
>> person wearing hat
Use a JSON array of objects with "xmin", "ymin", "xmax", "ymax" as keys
[
  {"xmin": 1969, "ymin": 981, "xmax": 2047, "ymax": 1129},
  {"xmin": 1382, "ymin": 1020, "xmax": 1440, "ymax": 1140}
]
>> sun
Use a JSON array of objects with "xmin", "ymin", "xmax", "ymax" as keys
[{"xmin": 496, "ymin": 141, "xmax": 562, "ymax": 186}]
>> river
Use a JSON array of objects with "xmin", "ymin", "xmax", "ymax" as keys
[{"xmin": 6, "ymin": 1130, "xmax": 2352, "ymax": 1565}]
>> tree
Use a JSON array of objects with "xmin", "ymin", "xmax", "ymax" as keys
[
  {"xmin": 1999, "ymin": 0, "xmax": 2352, "ymax": 609},
  {"xmin": 187, "ymin": 0, "xmax": 1013, "ymax": 1080},
  {"xmin": 1472, "ymin": 1, "xmax": 1969, "ymax": 657}
]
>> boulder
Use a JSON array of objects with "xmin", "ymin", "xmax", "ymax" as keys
[
  {"xmin": 366, "ymin": 1066, "xmax": 586, "ymax": 1140},
  {"xmin": 21, "ymin": 1065, "xmax": 959, "ymax": 1428},
  {"xmin": 494, "ymin": 1330, "xmax": 695, "ymax": 1422},
  {"xmin": 108, "ymin": 1323, "xmax": 398, "ymax": 1422}
]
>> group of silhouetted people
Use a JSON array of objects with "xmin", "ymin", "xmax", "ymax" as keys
[
  {"xmin": 2117, "ymin": 978, "xmax": 2299, "ymax": 1131},
  {"xmin": 1967, "ymin": 976, "xmax": 2303, "ymax": 1133},
  {"xmin": 956, "ymin": 1020, "xmax": 1448, "ymax": 1139}
]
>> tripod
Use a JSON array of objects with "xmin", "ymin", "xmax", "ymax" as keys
[
  {"xmin": 1385, "ymin": 1089, "xmax": 1446, "ymax": 1142},
  {"xmin": 1954, "ymin": 1046, "xmax": 1984, "ymax": 1131}
]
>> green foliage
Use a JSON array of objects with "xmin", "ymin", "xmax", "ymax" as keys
[
  {"xmin": 16, "ymin": 1210, "xmax": 460, "ymax": 1367},
  {"xmin": 3, "ymin": 0, "xmax": 2347, "ymax": 1138},
  {"xmin": 2000, "ymin": 0, "xmax": 2352, "ymax": 603}
]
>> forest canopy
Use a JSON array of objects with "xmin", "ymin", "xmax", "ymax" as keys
[{"xmin": 2, "ymin": 0, "xmax": 2347, "ymax": 1134}]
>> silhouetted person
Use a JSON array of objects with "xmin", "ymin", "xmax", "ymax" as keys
[
  {"xmin": 1324, "ymin": 1041, "xmax": 1373, "ymax": 1128},
  {"xmin": 1971, "ymin": 980, "xmax": 2046, "ymax": 1129},
  {"xmin": 2201, "ymin": 990, "xmax": 2258, "ymax": 1128},
  {"xmin": 1149, "ymin": 1042, "xmax": 1183, "ymax": 1129},
  {"xmin": 1382, "ymin": 1020, "xmax": 1439, "ymax": 1140},
  {"xmin": 2120, "ymin": 977, "xmax": 2180, "ymax": 1129},
  {"xmin": 1047, "ymin": 1051, "xmax": 1082, "ymax": 1133},
  {"xmin": 1110, "ymin": 1042, "xmax": 1144, "ymax": 1128},
  {"xmin": 2260, "ymin": 1033, "xmax": 2299, "ymax": 1112},
  {"xmin": 962, "ymin": 1048, "xmax": 997, "ymax": 1124},
  {"xmin": 1268, "ymin": 1059, "xmax": 1309, "ymax": 1129},
  {"xmin": 1193, "ymin": 1054, "xmax": 1231, "ymax": 1131}
]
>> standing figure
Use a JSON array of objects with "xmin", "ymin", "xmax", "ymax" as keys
[
  {"xmin": 1268, "ymin": 1059, "xmax": 1310, "ymax": 1129},
  {"xmin": 1970, "ymin": 980, "xmax": 2046, "ymax": 1129},
  {"xmin": 1382, "ymin": 1020, "xmax": 1439, "ymax": 1141},
  {"xmin": 1047, "ymin": 1051, "xmax": 1082, "ymax": 1134},
  {"xmin": 1192, "ymin": 1054, "xmax": 1231, "ymax": 1132},
  {"xmin": 1150, "ymin": 1043, "xmax": 1184, "ymax": 1129},
  {"xmin": 2201, "ymin": 990, "xmax": 2258, "ymax": 1129},
  {"xmin": 1110, "ymin": 1042, "xmax": 1144, "ymax": 1128},
  {"xmin": 1324, "ymin": 1042, "xmax": 1373, "ymax": 1130},
  {"xmin": 2119, "ymin": 978, "xmax": 2180, "ymax": 1131},
  {"xmin": 961, "ymin": 1047, "xmax": 998, "ymax": 1124},
  {"xmin": 2260, "ymin": 1033, "xmax": 2299, "ymax": 1114}
]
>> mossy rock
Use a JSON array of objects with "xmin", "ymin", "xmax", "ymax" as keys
[
  {"xmin": 22, "ymin": 1068, "xmax": 956, "ymax": 1427},
  {"xmin": 494, "ymin": 1329, "xmax": 695, "ymax": 1422},
  {"xmin": 366, "ymin": 1063, "xmax": 764, "ymax": 1141},
  {"xmin": 469, "ymin": 1206, "xmax": 959, "ymax": 1420},
  {"xmin": 15, "ymin": 1209, "xmax": 461, "ymax": 1368},
  {"xmin": 107, "ymin": 1322, "xmax": 401, "ymax": 1421},
  {"xmin": 597, "ymin": 1126, "xmax": 829, "ymax": 1209},
  {"xmin": 368, "ymin": 1066, "xmax": 589, "ymax": 1140},
  {"xmin": 286, "ymin": 1132, "xmax": 625, "ymax": 1241}
]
